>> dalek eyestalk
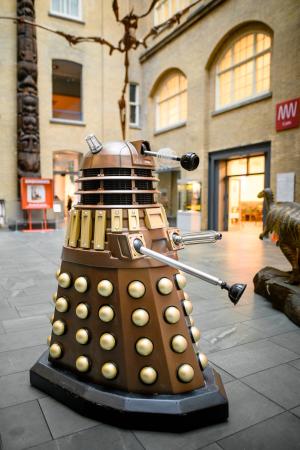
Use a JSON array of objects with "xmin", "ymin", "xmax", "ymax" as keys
[
  {"xmin": 133, "ymin": 238, "xmax": 246, "ymax": 305},
  {"xmin": 141, "ymin": 144, "xmax": 199, "ymax": 171},
  {"xmin": 172, "ymin": 230, "xmax": 222, "ymax": 245}
]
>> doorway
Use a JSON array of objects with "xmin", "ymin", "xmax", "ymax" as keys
[
  {"xmin": 53, "ymin": 151, "xmax": 82, "ymax": 215},
  {"xmin": 208, "ymin": 143, "xmax": 270, "ymax": 231}
]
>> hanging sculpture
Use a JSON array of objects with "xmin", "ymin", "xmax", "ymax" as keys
[{"xmin": 1, "ymin": 0, "xmax": 203, "ymax": 139}]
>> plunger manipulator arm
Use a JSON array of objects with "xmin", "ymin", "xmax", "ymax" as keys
[{"xmin": 133, "ymin": 239, "xmax": 246, "ymax": 305}]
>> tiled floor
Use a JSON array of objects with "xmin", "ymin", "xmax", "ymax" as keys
[{"xmin": 0, "ymin": 229, "xmax": 299, "ymax": 450}]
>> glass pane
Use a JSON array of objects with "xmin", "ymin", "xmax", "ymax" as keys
[
  {"xmin": 256, "ymin": 52, "xmax": 270, "ymax": 93},
  {"xmin": 219, "ymin": 71, "xmax": 231, "ymax": 106},
  {"xmin": 129, "ymin": 84, "xmax": 136, "ymax": 102},
  {"xmin": 227, "ymin": 158, "xmax": 247, "ymax": 176},
  {"xmin": 219, "ymin": 49, "xmax": 231, "ymax": 72},
  {"xmin": 248, "ymin": 156, "xmax": 265, "ymax": 174},
  {"xmin": 233, "ymin": 34, "xmax": 254, "ymax": 64},
  {"xmin": 168, "ymin": 96, "xmax": 179, "ymax": 124},
  {"xmin": 256, "ymin": 33, "xmax": 271, "ymax": 53},
  {"xmin": 52, "ymin": 60, "xmax": 81, "ymax": 120},
  {"xmin": 234, "ymin": 60, "xmax": 254, "ymax": 101},
  {"xmin": 179, "ymin": 74, "xmax": 187, "ymax": 91},
  {"xmin": 180, "ymin": 91, "xmax": 187, "ymax": 121},
  {"xmin": 130, "ymin": 105, "xmax": 136, "ymax": 124},
  {"xmin": 69, "ymin": 0, "xmax": 79, "ymax": 17},
  {"xmin": 52, "ymin": 0, "xmax": 60, "ymax": 12}
]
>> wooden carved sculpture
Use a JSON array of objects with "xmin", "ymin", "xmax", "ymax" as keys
[
  {"xmin": 16, "ymin": 0, "xmax": 40, "ymax": 178},
  {"xmin": 1, "ymin": 0, "xmax": 203, "ymax": 139},
  {"xmin": 258, "ymin": 188, "xmax": 300, "ymax": 284}
]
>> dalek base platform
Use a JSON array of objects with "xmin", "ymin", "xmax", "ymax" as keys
[{"xmin": 30, "ymin": 351, "xmax": 228, "ymax": 431}]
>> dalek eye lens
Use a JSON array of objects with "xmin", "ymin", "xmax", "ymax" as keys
[
  {"xmin": 131, "ymin": 309, "xmax": 149, "ymax": 326},
  {"xmin": 98, "ymin": 305, "xmax": 114, "ymax": 322},
  {"xmin": 74, "ymin": 277, "xmax": 88, "ymax": 293},
  {"xmin": 97, "ymin": 280, "xmax": 114, "ymax": 297},
  {"xmin": 101, "ymin": 362, "xmax": 118, "ymax": 379},
  {"xmin": 139, "ymin": 366, "xmax": 157, "ymax": 385},
  {"xmin": 177, "ymin": 364, "xmax": 194, "ymax": 383},
  {"xmin": 175, "ymin": 274, "xmax": 187, "ymax": 290},
  {"xmin": 157, "ymin": 277, "xmax": 173, "ymax": 295},
  {"xmin": 55, "ymin": 297, "xmax": 69, "ymax": 313},
  {"xmin": 58, "ymin": 273, "xmax": 71, "ymax": 288},
  {"xmin": 128, "ymin": 281, "xmax": 146, "ymax": 299}
]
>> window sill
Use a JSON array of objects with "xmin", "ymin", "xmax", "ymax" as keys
[
  {"xmin": 212, "ymin": 92, "xmax": 272, "ymax": 116},
  {"xmin": 129, "ymin": 124, "xmax": 142, "ymax": 129},
  {"xmin": 48, "ymin": 11, "xmax": 85, "ymax": 24},
  {"xmin": 154, "ymin": 121, "xmax": 187, "ymax": 136},
  {"xmin": 50, "ymin": 118, "xmax": 86, "ymax": 126}
]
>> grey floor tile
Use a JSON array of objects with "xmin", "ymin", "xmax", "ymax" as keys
[
  {"xmin": 16, "ymin": 302, "xmax": 54, "ymax": 318},
  {"xmin": 29, "ymin": 425, "xmax": 143, "ymax": 450},
  {"xmin": 0, "ymin": 345, "xmax": 46, "ymax": 376},
  {"xmin": 198, "ymin": 444, "xmax": 223, "ymax": 450},
  {"xmin": 202, "ymin": 322, "xmax": 265, "ymax": 353},
  {"xmin": 291, "ymin": 406, "xmax": 300, "ymax": 418},
  {"xmin": 2, "ymin": 315, "xmax": 50, "ymax": 333},
  {"xmin": 0, "ymin": 327, "xmax": 49, "ymax": 353},
  {"xmin": 218, "ymin": 412, "xmax": 300, "ymax": 450},
  {"xmin": 243, "ymin": 314, "xmax": 298, "ymax": 338},
  {"xmin": 0, "ymin": 370, "xmax": 47, "ymax": 408},
  {"xmin": 0, "ymin": 303, "xmax": 19, "ymax": 320},
  {"xmin": 193, "ymin": 308, "xmax": 247, "ymax": 332},
  {"xmin": 289, "ymin": 359, "xmax": 300, "ymax": 370},
  {"xmin": 235, "ymin": 302, "xmax": 279, "ymax": 319},
  {"xmin": 207, "ymin": 362, "xmax": 235, "ymax": 384},
  {"xmin": 242, "ymin": 364, "xmax": 300, "ymax": 409},
  {"xmin": 208, "ymin": 340, "xmax": 298, "ymax": 378},
  {"xmin": 270, "ymin": 330, "xmax": 300, "ymax": 355},
  {"xmin": 0, "ymin": 400, "xmax": 52, "ymax": 450},
  {"xmin": 39, "ymin": 397, "xmax": 98, "ymax": 439},
  {"xmin": 134, "ymin": 381, "xmax": 283, "ymax": 450}
]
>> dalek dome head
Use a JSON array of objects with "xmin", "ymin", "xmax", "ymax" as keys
[{"xmin": 77, "ymin": 136, "xmax": 159, "ymax": 209}]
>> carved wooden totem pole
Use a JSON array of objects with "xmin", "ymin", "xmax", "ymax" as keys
[{"xmin": 17, "ymin": 0, "xmax": 40, "ymax": 179}]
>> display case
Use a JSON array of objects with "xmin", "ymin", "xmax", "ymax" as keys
[{"xmin": 177, "ymin": 180, "xmax": 201, "ymax": 232}]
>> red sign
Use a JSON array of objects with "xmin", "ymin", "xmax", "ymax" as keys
[
  {"xmin": 276, "ymin": 98, "xmax": 300, "ymax": 131},
  {"xmin": 20, "ymin": 178, "xmax": 53, "ymax": 210}
]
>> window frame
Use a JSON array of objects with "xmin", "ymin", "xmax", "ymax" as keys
[
  {"xmin": 52, "ymin": 59, "xmax": 83, "ymax": 124},
  {"xmin": 154, "ymin": 0, "xmax": 190, "ymax": 26},
  {"xmin": 155, "ymin": 72, "xmax": 187, "ymax": 133},
  {"xmin": 129, "ymin": 83, "xmax": 140, "ymax": 128},
  {"xmin": 215, "ymin": 31, "xmax": 272, "ymax": 111},
  {"xmin": 50, "ymin": 0, "xmax": 82, "ymax": 22}
]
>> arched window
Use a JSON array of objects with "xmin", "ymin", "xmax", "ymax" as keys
[
  {"xmin": 52, "ymin": 60, "xmax": 82, "ymax": 121},
  {"xmin": 216, "ymin": 32, "xmax": 271, "ymax": 109},
  {"xmin": 155, "ymin": 71, "xmax": 187, "ymax": 131}
]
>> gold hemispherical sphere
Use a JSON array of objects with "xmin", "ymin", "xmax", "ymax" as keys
[
  {"xmin": 49, "ymin": 343, "xmax": 62, "ymax": 359},
  {"xmin": 128, "ymin": 281, "xmax": 146, "ymax": 299},
  {"xmin": 139, "ymin": 366, "xmax": 157, "ymax": 385},
  {"xmin": 182, "ymin": 299, "xmax": 193, "ymax": 315},
  {"xmin": 190, "ymin": 326, "xmax": 201, "ymax": 343},
  {"xmin": 175, "ymin": 273, "xmax": 187, "ymax": 290},
  {"xmin": 171, "ymin": 335, "xmax": 188, "ymax": 353},
  {"xmin": 76, "ymin": 355, "xmax": 90, "ymax": 372},
  {"xmin": 101, "ymin": 362, "xmax": 118, "ymax": 379},
  {"xmin": 135, "ymin": 338, "xmax": 154, "ymax": 356},
  {"xmin": 131, "ymin": 309, "xmax": 149, "ymax": 327},
  {"xmin": 76, "ymin": 303, "xmax": 89, "ymax": 319},
  {"xmin": 198, "ymin": 352, "xmax": 209, "ymax": 370},
  {"xmin": 164, "ymin": 306, "xmax": 180, "ymax": 324},
  {"xmin": 52, "ymin": 292, "xmax": 58, "ymax": 303},
  {"xmin": 55, "ymin": 297, "xmax": 69, "ymax": 313},
  {"xmin": 58, "ymin": 272, "xmax": 71, "ymax": 289},
  {"xmin": 76, "ymin": 328, "xmax": 89, "ymax": 345},
  {"xmin": 100, "ymin": 333, "xmax": 116, "ymax": 350},
  {"xmin": 52, "ymin": 320, "xmax": 65, "ymax": 336},
  {"xmin": 74, "ymin": 276, "xmax": 88, "ymax": 293},
  {"xmin": 49, "ymin": 313, "xmax": 54, "ymax": 324},
  {"xmin": 189, "ymin": 316, "xmax": 195, "ymax": 326},
  {"xmin": 98, "ymin": 305, "xmax": 114, "ymax": 322},
  {"xmin": 47, "ymin": 335, "xmax": 51, "ymax": 346},
  {"xmin": 177, "ymin": 364, "xmax": 194, "ymax": 383},
  {"xmin": 97, "ymin": 280, "xmax": 114, "ymax": 297},
  {"xmin": 55, "ymin": 269, "xmax": 60, "ymax": 279},
  {"xmin": 157, "ymin": 277, "xmax": 173, "ymax": 295},
  {"xmin": 184, "ymin": 292, "xmax": 190, "ymax": 301}
]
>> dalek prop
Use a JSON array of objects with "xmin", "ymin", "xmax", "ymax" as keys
[{"xmin": 30, "ymin": 136, "xmax": 246, "ymax": 431}]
